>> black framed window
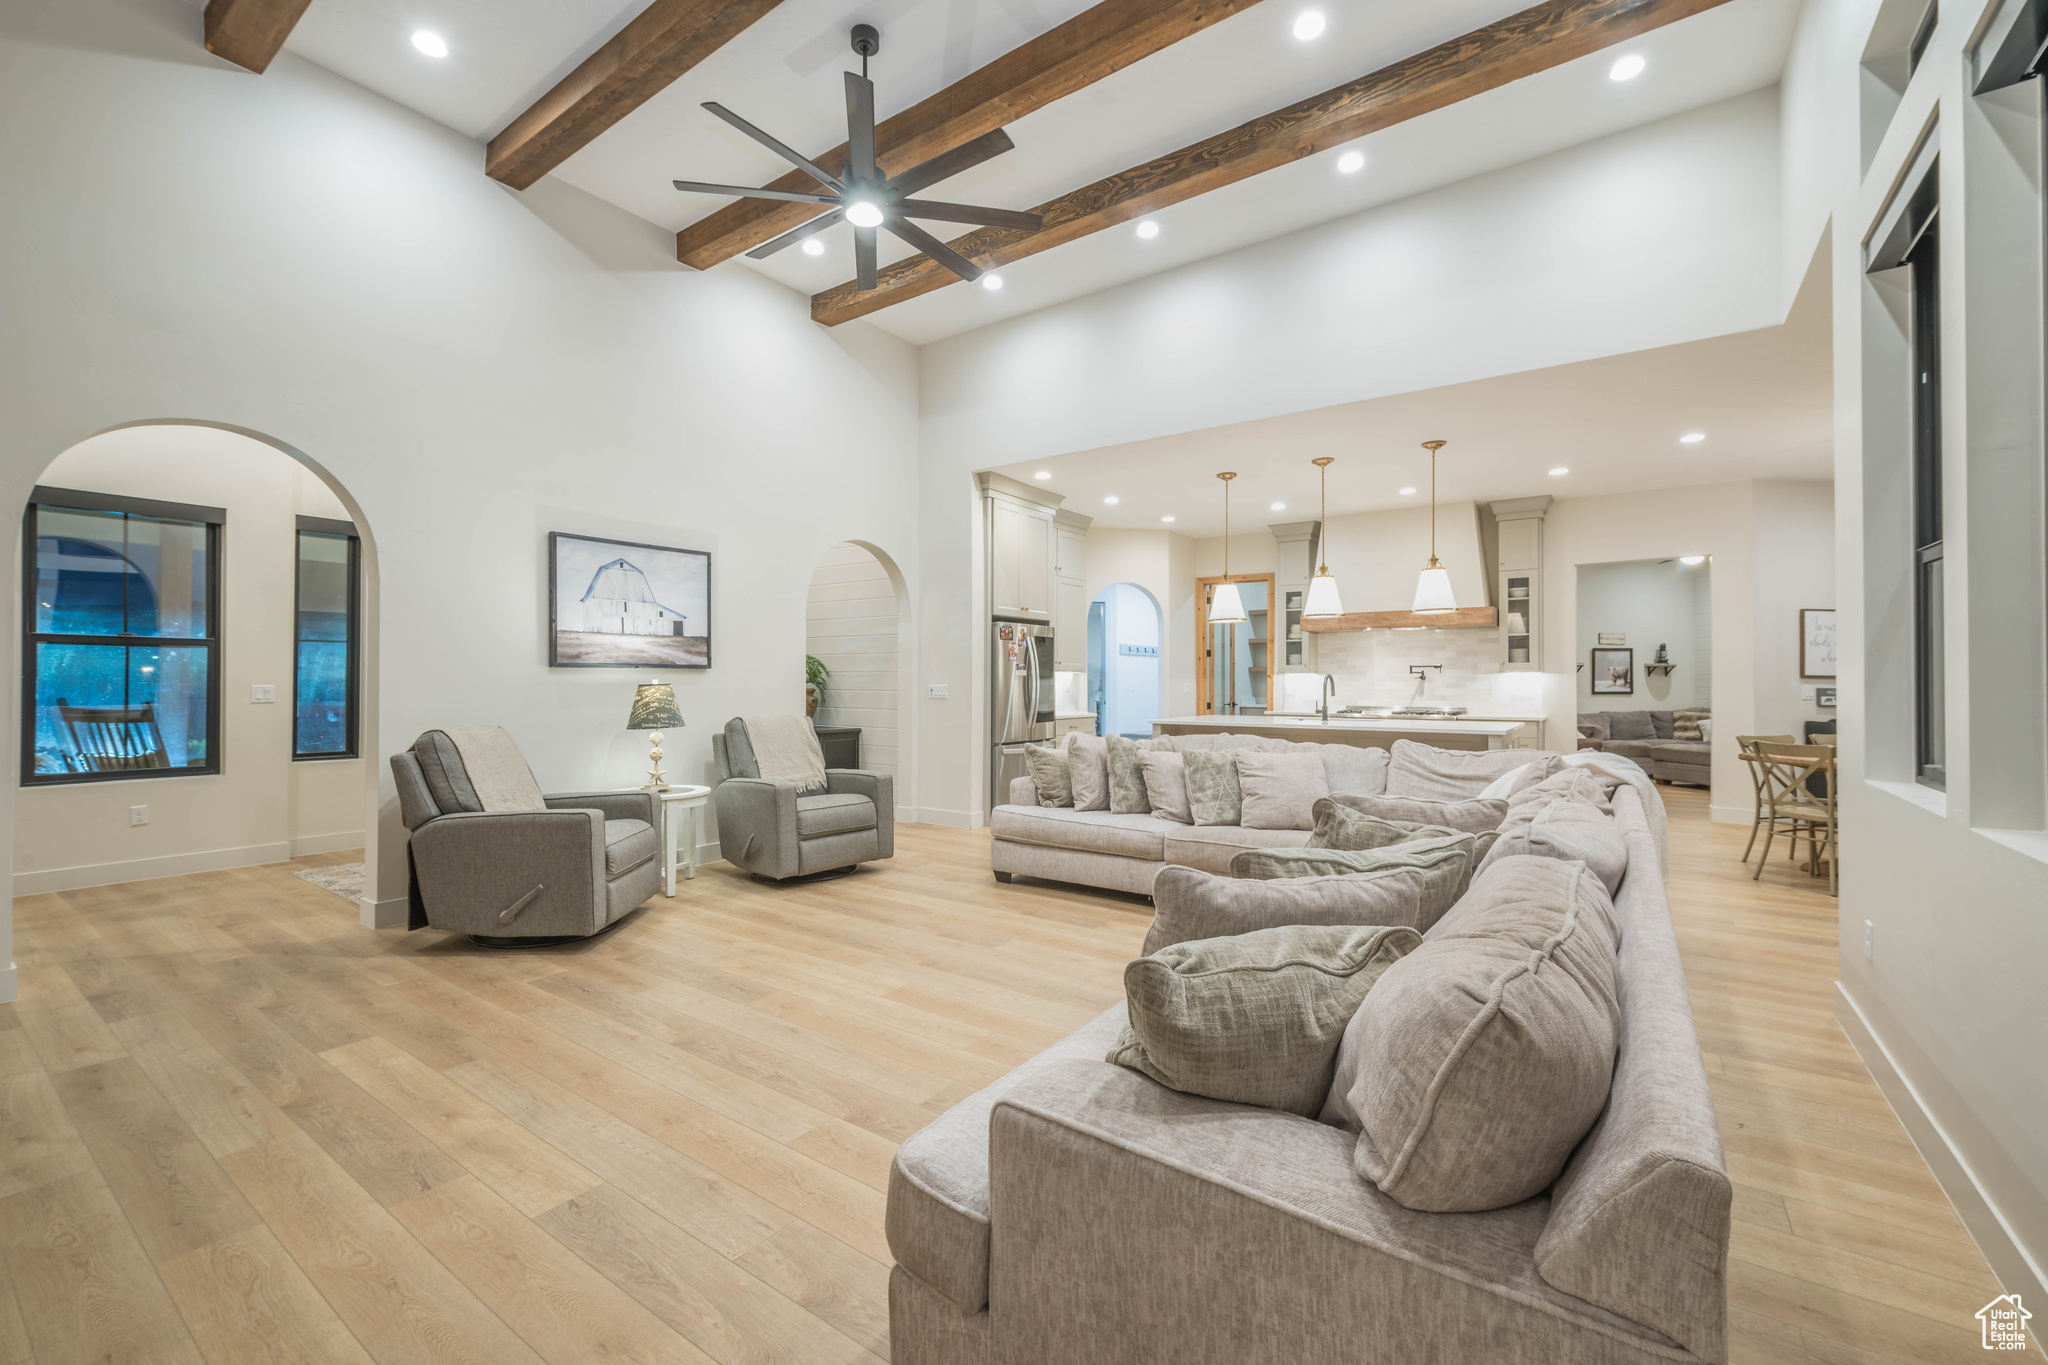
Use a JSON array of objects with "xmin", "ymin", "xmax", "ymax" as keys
[
  {"xmin": 22, "ymin": 488, "xmax": 223, "ymax": 784},
  {"xmin": 1908, "ymin": 218, "xmax": 1945, "ymax": 788},
  {"xmin": 294, "ymin": 516, "xmax": 359, "ymax": 759}
]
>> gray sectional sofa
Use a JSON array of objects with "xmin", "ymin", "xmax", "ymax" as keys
[
  {"xmin": 1578, "ymin": 709, "xmax": 1710, "ymax": 786},
  {"xmin": 895, "ymin": 774, "xmax": 1729, "ymax": 1364}
]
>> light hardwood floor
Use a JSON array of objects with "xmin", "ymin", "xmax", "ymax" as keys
[{"xmin": 0, "ymin": 787, "xmax": 2014, "ymax": 1365}]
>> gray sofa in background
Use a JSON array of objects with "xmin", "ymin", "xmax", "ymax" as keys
[
  {"xmin": 1578, "ymin": 709, "xmax": 1710, "ymax": 786},
  {"xmin": 712, "ymin": 717, "xmax": 894, "ymax": 882},
  {"xmin": 391, "ymin": 730, "xmax": 660, "ymax": 947},
  {"xmin": 888, "ymin": 783, "xmax": 1731, "ymax": 1364}
]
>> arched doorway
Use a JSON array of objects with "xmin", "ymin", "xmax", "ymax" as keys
[
  {"xmin": 9, "ymin": 420, "xmax": 381, "ymax": 934},
  {"xmin": 804, "ymin": 542, "xmax": 905, "ymax": 780},
  {"xmin": 1089, "ymin": 582, "xmax": 1163, "ymax": 739}
]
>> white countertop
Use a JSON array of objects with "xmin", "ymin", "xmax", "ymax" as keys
[
  {"xmin": 1053, "ymin": 712, "xmax": 1095, "ymax": 720},
  {"xmin": 1153, "ymin": 715, "xmax": 1531, "ymax": 737}
]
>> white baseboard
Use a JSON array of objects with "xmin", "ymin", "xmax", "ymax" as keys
[
  {"xmin": 1708, "ymin": 802, "xmax": 1751, "ymax": 825},
  {"xmin": 904, "ymin": 807, "xmax": 983, "ymax": 829},
  {"xmin": 359, "ymin": 895, "xmax": 409, "ymax": 930},
  {"xmin": 291, "ymin": 830, "xmax": 366, "ymax": 857},
  {"xmin": 14, "ymin": 841, "xmax": 295, "ymax": 897},
  {"xmin": 0, "ymin": 963, "xmax": 15, "ymax": 1005},
  {"xmin": 1836, "ymin": 980, "xmax": 2047, "ymax": 1352}
]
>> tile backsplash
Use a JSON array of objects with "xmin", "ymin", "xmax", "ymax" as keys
[{"xmin": 1302, "ymin": 628, "xmax": 1537, "ymax": 714}]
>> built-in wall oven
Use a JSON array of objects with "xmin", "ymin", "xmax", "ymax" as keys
[{"xmin": 991, "ymin": 619, "xmax": 1056, "ymax": 810}]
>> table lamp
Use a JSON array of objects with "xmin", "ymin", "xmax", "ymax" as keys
[{"xmin": 628, "ymin": 681, "xmax": 685, "ymax": 790}]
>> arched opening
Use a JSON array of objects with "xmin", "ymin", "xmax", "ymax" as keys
[
  {"xmin": 1089, "ymin": 582, "xmax": 1163, "ymax": 739},
  {"xmin": 9, "ymin": 420, "xmax": 381, "ymax": 924},
  {"xmin": 804, "ymin": 541, "xmax": 906, "ymax": 781}
]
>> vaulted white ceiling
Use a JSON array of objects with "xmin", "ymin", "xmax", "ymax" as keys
[{"xmin": 235, "ymin": 0, "xmax": 1801, "ymax": 344}]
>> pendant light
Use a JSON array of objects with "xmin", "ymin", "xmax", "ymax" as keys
[
  {"xmin": 1303, "ymin": 456, "xmax": 1344, "ymax": 618},
  {"xmin": 1411, "ymin": 439, "xmax": 1458, "ymax": 614},
  {"xmin": 1210, "ymin": 472, "xmax": 1249, "ymax": 625}
]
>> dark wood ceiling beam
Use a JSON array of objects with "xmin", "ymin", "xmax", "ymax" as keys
[
  {"xmin": 487, "ymin": 0, "xmax": 788, "ymax": 192},
  {"xmin": 810, "ymin": 0, "xmax": 1734, "ymax": 327},
  {"xmin": 676, "ymin": 0, "xmax": 1266, "ymax": 271},
  {"xmin": 202, "ymin": 0, "xmax": 315, "ymax": 74}
]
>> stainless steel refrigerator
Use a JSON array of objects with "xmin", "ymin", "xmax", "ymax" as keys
[{"xmin": 991, "ymin": 620, "xmax": 1055, "ymax": 810}]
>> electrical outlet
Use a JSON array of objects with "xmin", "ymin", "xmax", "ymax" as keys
[
  {"xmin": 130, "ymin": 805, "xmax": 148, "ymax": 826},
  {"xmin": 1801, "ymin": 685, "xmax": 1816, "ymax": 701},
  {"xmin": 928, "ymin": 683, "xmax": 948, "ymax": 699},
  {"xmin": 251, "ymin": 684, "xmax": 275, "ymax": 703},
  {"xmin": 1862, "ymin": 919, "xmax": 1874, "ymax": 961}
]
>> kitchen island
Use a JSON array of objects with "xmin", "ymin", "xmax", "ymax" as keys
[{"xmin": 1151, "ymin": 714, "xmax": 1543, "ymax": 752}]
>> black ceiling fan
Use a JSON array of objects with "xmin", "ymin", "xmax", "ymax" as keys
[{"xmin": 671, "ymin": 24, "xmax": 1042, "ymax": 291}]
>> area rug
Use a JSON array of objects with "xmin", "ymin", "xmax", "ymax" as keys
[{"xmin": 291, "ymin": 861, "xmax": 364, "ymax": 904}]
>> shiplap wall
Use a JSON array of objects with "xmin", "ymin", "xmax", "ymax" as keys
[{"xmin": 806, "ymin": 544, "xmax": 899, "ymax": 778}]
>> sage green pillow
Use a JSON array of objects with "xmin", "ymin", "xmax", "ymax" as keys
[
  {"xmin": 1306, "ymin": 798, "xmax": 1463, "ymax": 851},
  {"xmin": 1108, "ymin": 923, "xmax": 1420, "ymax": 1118},
  {"xmin": 1184, "ymin": 749, "xmax": 1243, "ymax": 826},
  {"xmin": 1023, "ymin": 743, "xmax": 1072, "ymax": 807},
  {"xmin": 1107, "ymin": 735, "xmax": 1173, "ymax": 814},
  {"xmin": 1228, "ymin": 835, "xmax": 1491, "ymax": 932}
]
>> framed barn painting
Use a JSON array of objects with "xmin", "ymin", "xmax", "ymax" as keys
[
  {"xmin": 1590, "ymin": 647, "xmax": 1634, "ymax": 695},
  {"xmin": 549, "ymin": 532, "xmax": 711, "ymax": 669}
]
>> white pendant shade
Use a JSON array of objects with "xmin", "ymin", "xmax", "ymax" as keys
[
  {"xmin": 1210, "ymin": 581, "xmax": 1248, "ymax": 625},
  {"xmin": 1412, "ymin": 566, "xmax": 1457, "ymax": 614},
  {"xmin": 1304, "ymin": 572, "xmax": 1344, "ymax": 618}
]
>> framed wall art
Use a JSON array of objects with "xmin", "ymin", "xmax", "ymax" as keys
[
  {"xmin": 1591, "ymin": 646, "xmax": 1634, "ymax": 695},
  {"xmin": 549, "ymin": 532, "xmax": 711, "ymax": 669},
  {"xmin": 1801, "ymin": 608, "xmax": 1836, "ymax": 678}
]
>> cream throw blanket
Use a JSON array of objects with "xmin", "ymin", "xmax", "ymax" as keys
[
  {"xmin": 444, "ymin": 725, "xmax": 547, "ymax": 812},
  {"xmin": 743, "ymin": 716, "xmax": 828, "ymax": 793},
  {"xmin": 1564, "ymin": 749, "xmax": 1669, "ymax": 878}
]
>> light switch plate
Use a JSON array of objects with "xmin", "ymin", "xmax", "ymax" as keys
[
  {"xmin": 130, "ymin": 805, "xmax": 147, "ymax": 826},
  {"xmin": 1801, "ymin": 686, "xmax": 1816, "ymax": 701},
  {"xmin": 1863, "ymin": 919, "xmax": 1874, "ymax": 961},
  {"xmin": 251, "ymin": 684, "xmax": 275, "ymax": 703},
  {"xmin": 927, "ymin": 683, "xmax": 948, "ymax": 699}
]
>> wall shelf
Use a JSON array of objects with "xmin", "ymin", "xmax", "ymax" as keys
[
  {"xmin": 1644, "ymin": 663, "xmax": 1677, "ymax": 676},
  {"xmin": 1301, "ymin": 606, "xmax": 1500, "ymax": 633}
]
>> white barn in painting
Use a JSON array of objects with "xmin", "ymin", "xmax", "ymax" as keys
[{"xmin": 571, "ymin": 558, "xmax": 690, "ymax": 636}]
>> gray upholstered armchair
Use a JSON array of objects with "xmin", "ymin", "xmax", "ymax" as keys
[
  {"xmin": 712, "ymin": 718, "xmax": 893, "ymax": 882},
  {"xmin": 390, "ymin": 727, "xmax": 662, "ymax": 946}
]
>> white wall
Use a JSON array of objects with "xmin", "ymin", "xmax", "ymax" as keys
[
  {"xmin": 1575, "ymin": 558, "xmax": 1712, "ymax": 712},
  {"xmin": 804, "ymin": 543, "xmax": 901, "ymax": 779},
  {"xmin": 1085, "ymin": 529, "xmax": 1197, "ymax": 726},
  {"xmin": 0, "ymin": 0, "xmax": 921, "ymax": 965},
  {"xmin": 15, "ymin": 425, "xmax": 367, "ymax": 894},
  {"xmin": 1094, "ymin": 583, "xmax": 1161, "ymax": 738}
]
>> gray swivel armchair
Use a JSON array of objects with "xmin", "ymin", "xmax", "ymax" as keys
[
  {"xmin": 712, "ymin": 718, "xmax": 893, "ymax": 882},
  {"xmin": 390, "ymin": 728, "xmax": 662, "ymax": 946}
]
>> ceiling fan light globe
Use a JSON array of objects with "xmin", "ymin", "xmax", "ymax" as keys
[
  {"xmin": 1304, "ymin": 573, "xmax": 1344, "ymax": 619},
  {"xmin": 1209, "ymin": 581, "xmax": 1249, "ymax": 625},
  {"xmin": 844, "ymin": 200, "xmax": 884, "ymax": 228},
  {"xmin": 1411, "ymin": 566, "xmax": 1457, "ymax": 614}
]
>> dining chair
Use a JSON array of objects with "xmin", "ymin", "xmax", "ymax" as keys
[
  {"xmin": 1753, "ymin": 740, "xmax": 1838, "ymax": 896},
  {"xmin": 57, "ymin": 701, "xmax": 170, "ymax": 772},
  {"xmin": 1735, "ymin": 734, "xmax": 1797, "ymax": 863},
  {"xmin": 1814, "ymin": 732, "xmax": 1838, "ymax": 745}
]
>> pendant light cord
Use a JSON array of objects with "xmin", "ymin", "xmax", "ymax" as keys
[{"xmin": 1423, "ymin": 439, "xmax": 1446, "ymax": 569}]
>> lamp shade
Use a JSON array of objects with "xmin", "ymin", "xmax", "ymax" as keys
[
  {"xmin": 628, "ymin": 682, "xmax": 685, "ymax": 730},
  {"xmin": 1209, "ymin": 580, "xmax": 1248, "ymax": 625},
  {"xmin": 1411, "ymin": 566, "xmax": 1457, "ymax": 614},
  {"xmin": 1303, "ymin": 572, "xmax": 1344, "ymax": 618}
]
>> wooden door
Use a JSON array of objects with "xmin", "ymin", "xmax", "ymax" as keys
[{"xmin": 1194, "ymin": 574, "xmax": 1276, "ymax": 716}]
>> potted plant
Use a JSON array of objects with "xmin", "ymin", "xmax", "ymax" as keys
[{"xmin": 805, "ymin": 655, "xmax": 830, "ymax": 718}]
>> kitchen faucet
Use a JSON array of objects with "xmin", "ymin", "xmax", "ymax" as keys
[
  {"xmin": 1320, "ymin": 673, "xmax": 1336, "ymax": 722},
  {"xmin": 1408, "ymin": 663, "xmax": 1442, "ymax": 703}
]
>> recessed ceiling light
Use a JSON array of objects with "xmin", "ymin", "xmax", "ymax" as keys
[
  {"xmin": 412, "ymin": 30, "xmax": 448, "ymax": 57},
  {"xmin": 1135, "ymin": 220, "xmax": 1160, "ymax": 240},
  {"xmin": 1399, "ymin": 486, "xmax": 1416, "ymax": 496},
  {"xmin": 1104, "ymin": 495, "xmax": 1120, "ymax": 505},
  {"xmin": 1609, "ymin": 53, "xmax": 1645, "ymax": 81},
  {"xmin": 844, "ymin": 199, "xmax": 884, "ymax": 228},
  {"xmin": 1292, "ymin": 11, "xmax": 1326, "ymax": 40},
  {"xmin": 1270, "ymin": 502, "xmax": 1286, "ymax": 511},
  {"xmin": 1161, "ymin": 515, "xmax": 1176, "ymax": 523},
  {"xmin": 1033, "ymin": 470, "xmax": 1052, "ymax": 479},
  {"xmin": 1679, "ymin": 432, "xmax": 1705, "ymax": 444},
  {"xmin": 1337, "ymin": 150, "xmax": 1365, "ymax": 174},
  {"xmin": 1680, "ymin": 555, "xmax": 1706, "ymax": 565},
  {"xmin": 981, "ymin": 273, "xmax": 1004, "ymax": 291},
  {"xmin": 801, "ymin": 238, "xmax": 824, "ymax": 256},
  {"xmin": 1549, "ymin": 467, "xmax": 1569, "ymax": 477}
]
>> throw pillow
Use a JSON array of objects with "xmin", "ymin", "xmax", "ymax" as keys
[
  {"xmin": 1234, "ymin": 751, "xmax": 1331, "ymax": 830},
  {"xmin": 1324, "ymin": 856, "xmax": 1621, "ymax": 1212},
  {"xmin": 1574, "ymin": 713, "xmax": 1610, "ymax": 742},
  {"xmin": 1320, "ymin": 744, "xmax": 1390, "ymax": 796},
  {"xmin": 1141, "ymin": 864, "xmax": 1435, "ymax": 955},
  {"xmin": 1649, "ymin": 711, "xmax": 1675, "ymax": 740},
  {"xmin": 1477, "ymin": 758, "xmax": 1562, "ymax": 802},
  {"xmin": 1476, "ymin": 797, "xmax": 1629, "ymax": 894},
  {"xmin": 1229, "ymin": 835, "xmax": 1483, "ymax": 931},
  {"xmin": 1108, "ymin": 923, "xmax": 1421, "ymax": 1118},
  {"xmin": 1385, "ymin": 741, "xmax": 1562, "ymax": 801},
  {"xmin": 1604, "ymin": 711, "xmax": 1656, "ymax": 742},
  {"xmin": 1672, "ymin": 709, "xmax": 1711, "ymax": 741},
  {"xmin": 1696, "ymin": 718, "xmax": 1714, "ymax": 744},
  {"xmin": 1065, "ymin": 733, "xmax": 1110, "ymax": 812},
  {"xmin": 1509, "ymin": 767, "xmax": 1619, "ymax": 816},
  {"xmin": 1106, "ymin": 735, "xmax": 1173, "ymax": 814},
  {"xmin": 1022, "ymin": 744, "xmax": 1072, "ymax": 808},
  {"xmin": 1183, "ymin": 749, "xmax": 1244, "ymax": 826},
  {"xmin": 1137, "ymin": 750, "xmax": 1194, "ymax": 824},
  {"xmin": 1328, "ymin": 791, "xmax": 1508, "ymax": 835}
]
